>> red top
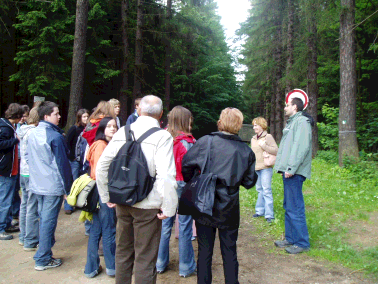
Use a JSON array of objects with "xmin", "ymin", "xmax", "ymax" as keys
[
  {"xmin": 11, "ymin": 145, "xmax": 18, "ymax": 176},
  {"xmin": 173, "ymin": 132, "xmax": 196, "ymax": 181},
  {"xmin": 82, "ymin": 118, "xmax": 102, "ymax": 146}
]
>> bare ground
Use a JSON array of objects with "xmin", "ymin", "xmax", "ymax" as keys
[{"xmin": 0, "ymin": 207, "xmax": 375, "ymax": 284}]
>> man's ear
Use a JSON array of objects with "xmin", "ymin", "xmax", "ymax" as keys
[{"xmin": 159, "ymin": 110, "xmax": 163, "ymax": 120}]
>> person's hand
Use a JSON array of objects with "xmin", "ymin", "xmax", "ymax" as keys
[
  {"xmin": 258, "ymin": 140, "xmax": 265, "ymax": 147},
  {"xmin": 284, "ymin": 172, "xmax": 293, "ymax": 178},
  {"xmin": 107, "ymin": 202, "xmax": 116, "ymax": 208},
  {"xmin": 157, "ymin": 212, "xmax": 168, "ymax": 220},
  {"xmin": 63, "ymin": 195, "xmax": 67, "ymax": 200}
]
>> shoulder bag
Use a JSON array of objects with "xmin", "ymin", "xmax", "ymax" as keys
[{"xmin": 178, "ymin": 136, "xmax": 217, "ymax": 216}]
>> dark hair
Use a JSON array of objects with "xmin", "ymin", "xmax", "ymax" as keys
[
  {"xmin": 22, "ymin": 105, "xmax": 30, "ymax": 114},
  {"xmin": 38, "ymin": 101, "xmax": 58, "ymax": 120},
  {"xmin": 291, "ymin": 98, "xmax": 304, "ymax": 112},
  {"xmin": 135, "ymin": 98, "xmax": 142, "ymax": 107},
  {"xmin": 5, "ymin": 103, "xmax": 24, "ymax": 120},
  {"xmin": 94, "ymin": 117, "xmax": 117, "ymax": 142},
  {"xmin": 75, "ymin": 109, "xmax": 90, "ymax": 127}
]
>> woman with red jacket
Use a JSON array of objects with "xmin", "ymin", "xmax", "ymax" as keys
[{"xmin": 156, "ymin": 106, "xmax": 197, "ymax": 278}]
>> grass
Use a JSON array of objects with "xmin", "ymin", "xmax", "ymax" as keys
[{"xmin": 240, "ymin": 152, "xmax": 378, "ymax": 278}]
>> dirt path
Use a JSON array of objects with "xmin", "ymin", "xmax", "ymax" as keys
[{"xmin": 0, "ymin": 207, "xmax": 374, "ymax": 284}]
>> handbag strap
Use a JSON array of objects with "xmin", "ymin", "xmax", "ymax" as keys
[{"xmin": 200, "ymin": 135, "xmax": 213, "ymax": 174}]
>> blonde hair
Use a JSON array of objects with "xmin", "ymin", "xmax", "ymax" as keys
[
  {"xmin": 167, "ymin": 106, "xmax": 193, "ymax": 138},
  {"xmin": 108, "ymin": 98, "xmax": 120, "ymax": 107},
  {"xmin": 217, "ymin": 108, "xmax": 243, "ymax": 134},
  {"xmin": 88, "ymin": 101, "xmax": 115, "ymax": 121},
  {"xmin": 27, "ymin": 107, "xmax": 40, "ymax": 125},
  {"xmin": 252, "ymin": 117, "xmax": 268, "ymax": 131}
]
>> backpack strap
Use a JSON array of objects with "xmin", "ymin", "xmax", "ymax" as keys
[
  {"xmin": 137, "ymin": 127, "xmax": 162, "ymax": 143},
  {"xmin": 124, "ymin": 125, "xmax": 135, "ymax": 141}
]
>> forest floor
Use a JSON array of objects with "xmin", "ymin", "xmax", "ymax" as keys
[{"xmin": 0, "ymin": 206, "xmax": 376, "ymax": 284}]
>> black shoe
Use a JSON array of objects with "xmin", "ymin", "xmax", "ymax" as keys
[
  {"xmin": 65, "ymin": 210, "xmax": 73, "ymax": 215},
  {"xmin": 266, "ymin": 218, "xmax": 274, "ymax": 223},
  {"xmin": 0, "ymin": 232, "xmax": 13, "ymax": 240},
  {"xmin": 274, "ymin": 239, "xmax": 293, "ymax": 248},
  {"xmin": 253, "ymin": 214, "xmax": 263, "ymax": 218},
  {"xmin": 5, "ymin": 225, "xmax": 20, "ymax": 233},
  {"xmin": 285, "ymin": 245, "xmax": 309, "ymax": 254}
]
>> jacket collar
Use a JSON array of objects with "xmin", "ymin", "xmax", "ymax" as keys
[
  {"xmin": 287, "ymin": 112, "xmax": 302, "ymax": 123},
  {"xmin": 0, "ymin": 118, "xmax": 16, "ymax": 131},
  {"xmin": 211, "ymin": 131, "xmax": 243, "ymax": 142},
  {"xmin": 39, "ymin": 120, "xmax": 64, "ymax": 134},
  {"xmin": 252, "ymin": 130, "xmax": 267, "ymax": 140}
]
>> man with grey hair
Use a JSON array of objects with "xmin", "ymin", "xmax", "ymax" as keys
[{"xmin": 96, "ymin": 94, "xmax": 178, "ymax": 283}]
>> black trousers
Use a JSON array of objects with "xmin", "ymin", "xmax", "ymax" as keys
[{"xmin": 196, "ymin": 223, "xmax": 239, "ymax": 284}]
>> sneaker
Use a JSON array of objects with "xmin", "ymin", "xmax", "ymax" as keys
[
  {"xmin": 191, "ymin": 236, "xmax": 197, "ymax": 241},
  {"xmin": 274, "ymin": 239, "xmax": 293, "ymax": 248},
  {"xmin": 5, "ymin": 225, "xmax": 20, "ymax": 233},
  {"xmin": 253, "ymin": 214, "xmax": 263, "ymax": 218},
  {"xmin": 35, "ymin": 258, "xmax": 62, "ymax": 271},
  {"xmin": 180, "ymin": 270, "xmax": 197, "ymax": 278},
  {"xmin": 11, "ymin": 219, "xmax": 19, "ymax": 226},
  {"xmin": 65, "ymin": 210, "xmax": 73, "ymax": 215},
  {"xmin": 0, "ymin": 232, "xmax": 13, "ymax": 240},
  {"xmin": 285, "ymin": 245, "xmax": 309, "ymax": 254},
  {"xmin": 19, "ymin": 240, "xmax": 24, "ymax": 246},
  {"xmin": 24, "ymin": 244, "xmax": 39, "ymax": 251},
  {"xmin": 266, "ymin": 218, "xmax": 274, "ymax": 223},
  {"xmin": 157, "ymin": 269, "xmax": 166, "ymax": 274}
]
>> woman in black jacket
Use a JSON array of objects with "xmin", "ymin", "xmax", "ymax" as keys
[
  {"xmin": 64, "ymin": 108, "xmax": 89, "ymax": 214},
  {"xmin": 182, "ymin": 107, "xmax": 258, "ymax": 284}
]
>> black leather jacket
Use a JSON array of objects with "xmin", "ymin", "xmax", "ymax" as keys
[{"xmin": 182, "ymin": 132, "xmax": 257, "ymax": 229}]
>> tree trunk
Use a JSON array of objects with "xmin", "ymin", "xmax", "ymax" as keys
[
  {"xmin": 285, "ymin": 0, "xmax": 294, "ymax": 93},
  {"xmin": 339, "ymin": 0, "xmax": 359, "ymax": 166},
  {"xmin": 307, "ymin": 12, "xmax": 319, "ymax": 157},
  {"xmin": 274, "ymin": 3, "xmax": 283, "ymax": 143},
  {"xmin": 66, "ymin": 0, "xmax": 89, "ymax": 131},
  {"xmin": 132, "ymin": 0, "xmax": 143, "ymax": 102},
  {"xmin": 270, "ymin": 90, "xmax": 276, "ymax": 140},
  {"xmin": 164, "ymin": 0, "xmax": 172, "ymax": 111},
  {"xmin": 119, "ymin": 0, "xmax": 129, "ymax": 122}
]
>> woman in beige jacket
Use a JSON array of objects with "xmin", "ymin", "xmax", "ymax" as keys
[{"xmin": 250, "ymin": 117, "xmax": 278, "ymax": 223}]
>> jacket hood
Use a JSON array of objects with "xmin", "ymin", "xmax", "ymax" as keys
[
  {"xmin": 174, "ymin": 132, "xmax": 196, "ymax": 144},
  {"xmin": 301, "ymin": 111, "xmax": 315, "ymax": 127},
  {"xmin": 19, "ymin": 124, "xmax": 36, "ymax": 139},
  {"xmin": 0, "ymin": 118, "xmax": 15, "ymax": 131},
  {"xmin": 211, "ymin": 131, "xmax": 243, "ymax": 142}
]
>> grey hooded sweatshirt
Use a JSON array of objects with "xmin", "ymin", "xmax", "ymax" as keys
[{"xmin": 19, "ymin": 124, "xmax": 36, "ymax": 177}]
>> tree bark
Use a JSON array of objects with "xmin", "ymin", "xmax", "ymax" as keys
[
  {"xmin": 339, "ymin": 0, "xmax": 359, "ymax": 166},
  {"xmin": 285, "ymin": 0, "xmax": 294, "ymax": 93},
  {"xmin": 307, "ymin": 10, "xmax": 319, "ymax": 157},
  {"xmin": 164, "ymin": 0, "xmax": 172, "ymax": 111},
  {"xmin": 119, "ymin": 0, "xmax": 129, "ymax": 122},
  {"xmin": 132, "ymin": 0, "xmax": 143, "ymax": 102},
  {"xmin": 66, "ymin": 0, "xmax": 89, "ymax": 131}
]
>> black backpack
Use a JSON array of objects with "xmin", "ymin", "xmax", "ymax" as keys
[{"xmin": 108, "ymin": 125, "xmax": 163, "ymax": 206}]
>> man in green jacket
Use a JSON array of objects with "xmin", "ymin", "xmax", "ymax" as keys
[{"xmin": 273, "ymin": 97, "xmax": 313, "ymax": 254}]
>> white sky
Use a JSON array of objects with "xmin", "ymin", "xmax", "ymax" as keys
[{"xmin": 215, "ymin": 0, "xmax": 250, "ymax": 78}]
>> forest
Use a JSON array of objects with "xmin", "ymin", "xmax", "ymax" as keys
[{"xmin": 1, "ymin": 0, "xmax": 378, "ymax": 161}]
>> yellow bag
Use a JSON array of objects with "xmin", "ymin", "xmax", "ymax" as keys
[{"xmin": 66, "ymin": 174, "xmax": 95, "ymax": 207}]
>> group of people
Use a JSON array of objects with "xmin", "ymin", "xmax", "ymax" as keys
[{"xmin": 0, "ymin": 94, "xmax": 313, "ymax": 283}]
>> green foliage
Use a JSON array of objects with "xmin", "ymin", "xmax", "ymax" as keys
[
  {"xmin": 317, "ymin": 103, "xmax": 339, "ymax": 151},
  {"xmin": 240, "ymin": 155, "xmax": 378, "ymax": 277}
]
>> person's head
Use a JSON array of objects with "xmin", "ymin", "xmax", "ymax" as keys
[
  {"xmin": 76, "ymin": 109, "xmax": 90, "ymax": 127},
  {"xmin": 284, "ymin": 98, "xmax": 304, "ymax": 117},
  {"xmin": 135, "ymin": 98, "xmax": 142, "ymax": 114},
  {"xmin": 38, "ymin": 101, "xmax": 60, "ymax": 126},
  {"xmin": 217, "ymin": 107, "xmax": 244, "ymax": 135},
  {"xmin": 5, "ymin": 103, "xmax": 24, "ymax": 124},
  {"xmin": 27, "ymin": 107, "xmax": 40, "ymax": 126},
  {"xmin": 252, "ymin": 117, "xmax": 268, "ymax": 135},
  {"xmin": 109, "ymin": 98, "xmax": 121, "ymax": 116},
  {"xmin": 95, "ymin": 117, "xmax": 118, "ymax": 142},
  {"xmin": 89, "ymin": 101, "xmax": 115, "ymax": 121},
  {"xmin": 139, "ymin": 95, "xmax": 163, "ymax": 120},
  {"xmin": 20, "ymin": 105, "xmax": 30, "ymax": 124},
  {"xmin": 167, "ymin": 106, "xmax": 193, "ymax": 138}
]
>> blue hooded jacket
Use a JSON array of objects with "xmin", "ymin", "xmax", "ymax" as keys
[{"xmin": 26, "ymin": 121, "xmax": 72, "ymax": 196}]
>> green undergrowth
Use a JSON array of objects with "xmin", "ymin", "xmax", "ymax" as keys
[{"xmin": 240, "ymin": 151, "xmax": 378, "ymax": 278}]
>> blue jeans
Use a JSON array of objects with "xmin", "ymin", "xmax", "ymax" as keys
[
  {"xmin": 19, "ymin": 176, "xmax": 29, "ymax": 242},
  {"xmin": 24, "ymin": 189, "xmax": 39, "ymax": 248},
  {"xmin": 283, "ymin": 174, "xmax": 310, "ymax": 248},
  {"xmin": 255, "ymin": 168, "xmax": 274, "ymax": 219},
  {"xmin": 85, "ymin": 201, "xmax": 116, "ymax": 277},
  {"xmin": 33, "ymin": 194, "xmax": 63, "ymax": 266},
  {"xmin": 156, "ymin": 214, "xmax": 196, "ymax": 276},
  {"xmin": 0, "ymin": 175, "xmax": 17, "ymax": 233}
]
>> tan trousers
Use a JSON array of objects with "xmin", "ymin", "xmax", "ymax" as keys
[{"xmin": 115, "ymin": 205, "xmax": 162, "ymax": 284}]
